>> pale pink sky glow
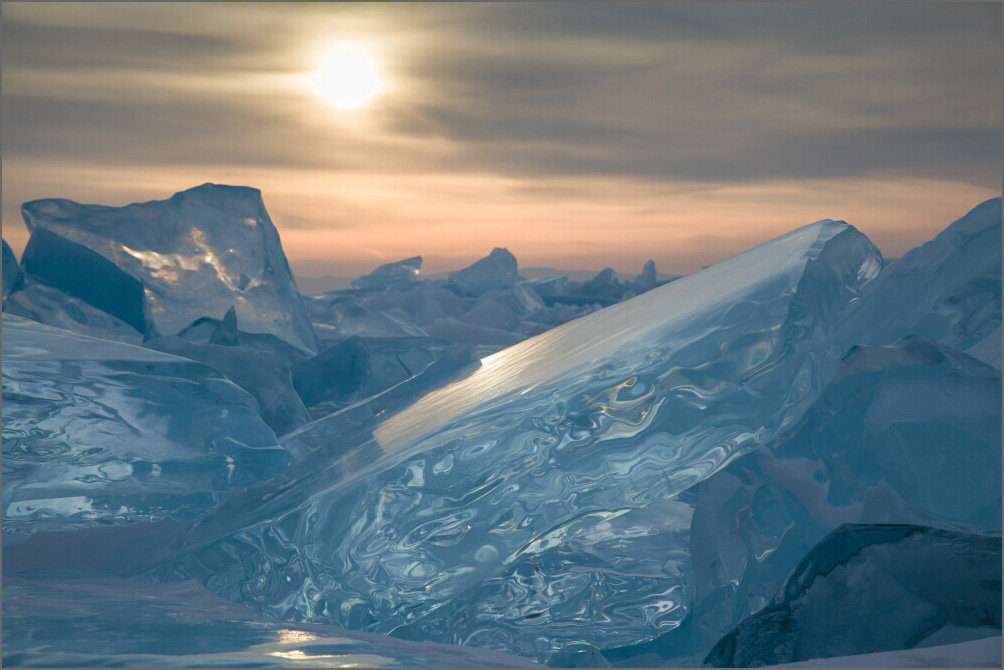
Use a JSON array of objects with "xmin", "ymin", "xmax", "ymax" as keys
[{"xmin": 2, "ymin": 2, "xmax": 1000, "ymax": 278}]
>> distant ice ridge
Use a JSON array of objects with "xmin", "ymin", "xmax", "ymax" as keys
[
  {"xmin": 8, "ymin": 184, "xmax": 318, "ymax": 354},
  {"xmin": 145, "ymin": 221, "xmax": 881, "ymax": 650},
  {"xmin": 1, "ymin": 315, "xmax": 289, "ymax": 542},
  {"xmin": 352, "ymin": 255, "xmax": 423, "ymax": 291},
  {"xmin": 449, "ymin": 247, "xmax": 518, "ymax": 296},
  {"xmin": 839, "ymin": 197, "xmax": 1001, "ymax": 367}
]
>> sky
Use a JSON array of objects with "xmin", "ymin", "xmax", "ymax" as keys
[{"xmin": 2, "ymin": 1, "xmax": 1001, "ymax": 278}]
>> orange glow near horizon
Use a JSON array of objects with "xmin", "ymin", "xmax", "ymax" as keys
[
  {"xmin": 2, "ymin": 158, "xmax": 997, "ymax": 279},
  {"xmin": 1, "ymin": 3, "xmax": 998, "ymax": 280}
]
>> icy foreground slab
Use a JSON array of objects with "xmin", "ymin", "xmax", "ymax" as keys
[
  {"xmin": 839, "ymin": 197, "xmax": 1001, "ymax": 364},
  {"xmin": 352, "ymin": 255, "xmax": 423, "ymax": 290},
  {"xmin": 19, "ymin": 183, "xmax": 318, "ymax": 353},
  {"xmin": 1, "ymin": 315, "xmax": 288, "ymax": 541},
  {"xmin": 1, "ymin": 573, "xmax": 540, "ymax": 668},
  {"xmin": 3, "ymin": 275, "xmax": 146, "ymax": 345},
  {"xmin": 668, "ymin": 337, "xmax": 1003, "ymax": 661},
  {"xmin": 390, "ymin": 496, "xmax": 698, "ymax": 663},
  {"xmin": 144, "ymin": 335, "xmax": 312, "ymax": 436},
  {"xmin": 147, "ymin": 221, "xmax": 880, "ymax": 640},
  {"xmin": 704, "ymin": 524, "xmax": 1002, "ymax": 667},
  {"xmin": 767, "ymin": 636, "xmax": 1002, "ymax": 668}
]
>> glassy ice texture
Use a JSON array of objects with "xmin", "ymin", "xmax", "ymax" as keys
[
  {"xmin": 670, "ymin": 337, "xmax": 1003, "ymax": 661},
  {"xmin": 305, "ymin": 294, "xmax": 429, "ymax": 340},
  {"xmin": 19, "ymin": 183, "xmax": 319, "ymax": 354},
  {"xmin": 14, "ymin": 226, "xmax": 153, "ymax": 333},
  {"xmin": 391, "ymin": 496, "xmax": 697, "ymax": 663},
  {"xmin": 146, "ymin": 221, "xmax": 881, "ymax": 648},
  {"xmin": 3, "ymin": 276, "xmax": 147, "ymax": 345},
  {"xmin": 2, "ymin": 237, "xmax": 21, "ymax": 300},
  {"xmin": 838, "ymin": 197, "xmax": 1001, "ymax": 364},
  {"xmin": 143, "ymin": 335, "xmax": 312, "ymax": 436},
  {"xmin": 1, "ymin": 315, "xmax": 289, "ymax": 541},
  {"xmin": 703, "ymin": 524, "xmax": 1002, "ymax": 667},
  {"xmin": 2, "ymin": 572, "xmax": 540, "ymax": 668},
  {"xmin": 283, "ymin": 343, "xmax": 480, "ymax": 461},
  {"xmin": 291, "ymin": 336, "xmax": 461, "ymax": 416}
]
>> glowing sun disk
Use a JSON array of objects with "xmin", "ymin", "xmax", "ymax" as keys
[{"xmin": 309, "ymin": 43, "xmax": 383, "ymax": 110}]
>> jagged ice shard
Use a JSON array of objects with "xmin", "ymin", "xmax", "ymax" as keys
[
  {"xmin": 648, "ymin": 336, "xmax": 1004, "ymax": 664},
  {"xmin": 1, "ymin": 315, "xmax": 289, "ymax": 541},
  {"xmin": 838, "ymin": 197, "xmax": 1001, "ymax": 366},
  {"xmin": 148, "ymin": 221, "xmax": 882, "ymax": 643},
  {"xmin": 19, "ymin": 183, "xmax": 319, "ymax": 354},
  {"xmin": 704, "ymin": 524, "xmax": 1002, "ymax": 667}
]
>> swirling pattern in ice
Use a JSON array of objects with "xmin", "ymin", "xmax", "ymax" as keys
[
  {"xmin": 148, "ymin": 221, "xmax": 881, "ymax": 658},
  {"xmin": 2, "ymin": 315, "xmax": 288, "ymax": 541}
]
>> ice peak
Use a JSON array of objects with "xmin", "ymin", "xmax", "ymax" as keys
[
  {"xmin": 18, "ymin": 184, "xmax": 319, "ymax": 354},
  {"xmin": 448, "ymin": 247, "xmax": 518, "ymax": 296}
]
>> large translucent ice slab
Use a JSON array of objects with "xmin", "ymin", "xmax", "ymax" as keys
[
  {"xmin": 1, "ymin": 315, "xmax": 288, "ymax": 541},
  {"xmin": 677, "ymin": 337, "xmax": 1003, "ymax": 660},
  {"xmin": 20, "ymin": 183, "xmax": 319, "ymax": 354},
  {"xmin": 391, "ymin": 496, "xmax": 697, "ymax": 665},
  {"xmin": 283, "ymin": 343, "xmax": 480, "ymax": 460},
  {"xmin": 2, "ymin": 573, "xmax": 540, "ymax": 668},
  {"xmin": 143, "ymin": 335, "xmax": 312, "ymax": 436},
  {"xmin": 290, "ymin": 335, "xmax": 459, "ymax": 416},
  {"xmin": 839, "ymin": 197, "xmax": 1001, "ymax": 356},
  {"xmin": 704, "ymin": 524, "xmax": 1002, "ymax": 667},
  {"xmin": 146, "ymin": 221, "xmax": 881, "ymax": 639},
  {"xmin": 13, "ymin": 226, "xmax": 153, "ymax": 334},
  {"xmin": 3, "ymin": 276, "xmax": 145, "ymax": 345}
]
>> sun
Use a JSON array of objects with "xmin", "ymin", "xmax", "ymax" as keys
[{"xmin": 309, "ymin": 43, "xmax": 384, "ymax": 110}]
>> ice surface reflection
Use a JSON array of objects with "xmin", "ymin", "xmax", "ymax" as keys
[{"xmin": 147, "ymin": 221, "xmax": 881, "ymax": 663}]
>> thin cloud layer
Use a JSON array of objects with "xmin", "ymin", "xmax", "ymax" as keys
[{"xmin": 2, "ymin": 2, "xmax": 1000, "ymax": 276}]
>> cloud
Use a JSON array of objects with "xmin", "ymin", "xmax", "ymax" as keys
[{"xmin": 1, "ymin": 2, "xmax": 999, "ymax": 274}]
